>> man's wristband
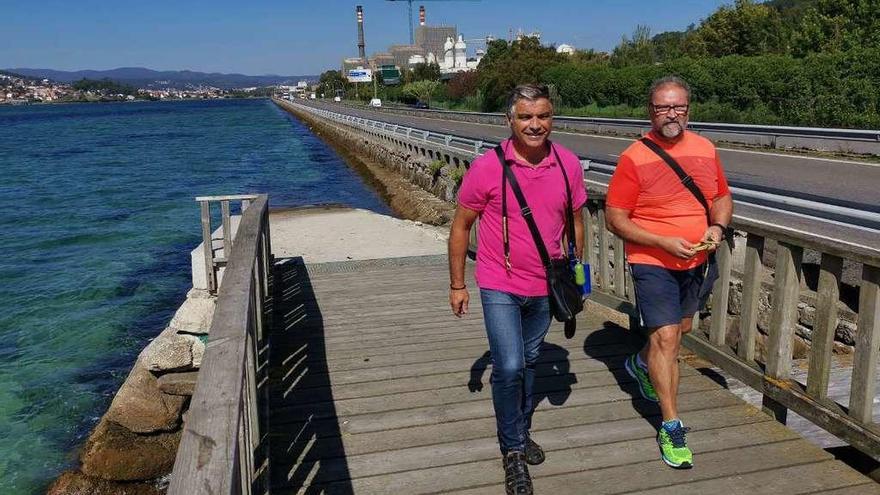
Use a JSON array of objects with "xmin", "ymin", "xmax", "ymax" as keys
[{"xmin": 450, "ymin": 284, "xmax": 467, "ymax": 290}]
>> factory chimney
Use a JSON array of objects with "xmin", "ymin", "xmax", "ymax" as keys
[
  {"xmin": 419, "ymin": 5, "xmax": 426, "ymax": 26},
  {"xmin": 356, "ymin": 5, "xmax": 366, "ymax": 61}
]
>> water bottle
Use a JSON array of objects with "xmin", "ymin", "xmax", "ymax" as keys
[{"xmin": 574, "ymin": 261, "xmax": 586, "ymax": 285}]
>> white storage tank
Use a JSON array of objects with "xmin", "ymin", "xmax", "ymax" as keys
[
  {"xmin": 443, "ymin": 37, "xmax": 455, "ymax": 69},
  {"xmin": 454, "ymin": 35, "xmax": 467, "ymax": 68}
]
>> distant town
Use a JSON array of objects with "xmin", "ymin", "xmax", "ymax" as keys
[{"xmin": 0, "ymin": 71, "xmax": 304, "ymax": 105}]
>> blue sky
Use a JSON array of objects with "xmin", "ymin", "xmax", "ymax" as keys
[{"xmin": 3, "ymin": 0, "xmax": 731, "ymax": 75}]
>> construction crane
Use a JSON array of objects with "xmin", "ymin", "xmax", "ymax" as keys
[{"xmin": 386, "ymin": 0, "xmax": 480, "ymax": 45}]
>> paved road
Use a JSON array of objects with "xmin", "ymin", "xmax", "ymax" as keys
[
  {"xmin": 310, "ymin": 100, "xmax": 880, "ymax": 210},
  {"xmin": 296, "ymin": 100, "xmax": 879, "ymax": 254}
]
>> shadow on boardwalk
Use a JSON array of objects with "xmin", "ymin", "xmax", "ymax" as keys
[{"xmin": 268, "ymin": 257, "xmax": 353, "ymax": 494}]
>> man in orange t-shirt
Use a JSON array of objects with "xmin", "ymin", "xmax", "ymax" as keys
[{"xmin": 606, "ymin": 76, "xmax": 733, "ymax": 469}]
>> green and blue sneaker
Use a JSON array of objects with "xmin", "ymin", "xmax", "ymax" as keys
[
  {"xmin": 625, "ymin": 353, "xmax": 658, "ymax": 402},
  {"xmin": 657, "ymin": 419, "xmax": 693, "ymax": 469}
]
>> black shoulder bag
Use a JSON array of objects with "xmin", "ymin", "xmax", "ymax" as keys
[{"xmin": 494, "ymin": 144, "xmax": 583, "ymax": 337}]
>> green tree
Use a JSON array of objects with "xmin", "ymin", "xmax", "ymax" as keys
[
  {"xmin": 792, "ymin": 0, "xmax": 880, "ymax": 55},
  {"xmin": 402, "ymin": 80, "xmax": 441, "ymax": 105},
  {"xmin": 476, "ymin": 36, "xmax": 566, "ymax": 111},
  {"xmin": 611, "ymin": 25, "xmax": 657, "ymax": 67},
  {"xmin": 316, "ymin": 70, "xmax": 349, "ymax": 98},
  {"xmin": 687, "ymin": 0, "xmax": 787, "ymax": 57}
]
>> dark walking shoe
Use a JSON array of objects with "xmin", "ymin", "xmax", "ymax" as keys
[
  {"xmin": 502, "ymin": 451, "xmax": 533, "ymax": 495},
  {"xmin": 525, "ymin": 437, "xmax": 545, "ymax": 465}
]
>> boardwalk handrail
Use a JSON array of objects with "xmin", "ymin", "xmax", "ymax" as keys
[
  {"xmin": 196, "ymin": 194, "xmax": 260, "ymax": 293},
  {"xmin": 169, "ymin": 194, "xmax": 272, "ymax": 495},
  {"xmin": 582, "ymin": 188, "xmax": 880, "ymax": 458}
]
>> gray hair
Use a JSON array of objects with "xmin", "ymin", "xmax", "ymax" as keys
[
  {"xmin": 648, "ymin": 76, "xmax": 691, "ymax": 103},
  {"xmin": 506, "ymin": 84, "xmax": 551, "ymax": 117}
]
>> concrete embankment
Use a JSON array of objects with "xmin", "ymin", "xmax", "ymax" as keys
[{"xmin": 274, "ymin": 97, "xmax": 459, "ymax": 226}]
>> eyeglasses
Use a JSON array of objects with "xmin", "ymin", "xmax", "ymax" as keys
[{"xmin": 650, "ymin": 104, "xmax": 689, "ymax": 116}]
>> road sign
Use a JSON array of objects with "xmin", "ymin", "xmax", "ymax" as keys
[{"xmin": 347, "ymin": 69, "xmax": 372, "ymax": 83}]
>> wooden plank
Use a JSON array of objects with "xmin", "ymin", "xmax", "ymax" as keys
[
  {"xmin": 632, "ymin": 461, "xmax": 872, "ymax": 495},
  {"xmin": 270, "ymin": 369, "xmax": 716, "ymax": 420},
  {"xmin": 850, "ymin": 264, "xmax": 880, "ymax": 424},
  {"xmin": 764, "ymin": 242, "xmax": 803, "ymax": 422},
  {"xmin": 270, "ymin": 400, "xmax": 752, "ymax": 461},
  {"xmin": 279, "ymin": 415, "xmax": 783, "ymax": 487},
  {"xmin": 311, "ymin": 438, "xmax": 829, "ymax": 494},
  {"xmin": 709, "ymin": 240, "xmax": 733, "ymax": 346},
  {"xmin": 807, "ymin": 253, "xmax": 843, "ymax": 400},
  {"xmin": 597, "ymin": 208, "xmax": 610, "ymax": 291},
  {"xmin": 738, "ymin": 233, "xmax": 764, "ymax": 361}
]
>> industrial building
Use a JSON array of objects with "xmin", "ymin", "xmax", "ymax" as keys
[{"xmin": 416, "ymin": 25, "xmax": 457, "ymax": 66}]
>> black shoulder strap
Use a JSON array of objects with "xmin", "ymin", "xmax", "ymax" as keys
[
  {"xmin": 639, "ymin": 137, "xmax": 710, "ymax": 222},
  {"xmin": 495, "ymin": 143, "xmax": 575, "ymax": 270}
]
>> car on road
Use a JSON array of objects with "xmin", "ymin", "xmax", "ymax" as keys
[
  {"xmin": 414, "ymin": 101, "xmax": 429, "ymax": 109},
  {"xmin": 369, "ymin": 98, "xmax": 382, "ymax": 107},
  {"xmin": 334, "ymin": 96, "xmax": 341, "ymax": 102}
]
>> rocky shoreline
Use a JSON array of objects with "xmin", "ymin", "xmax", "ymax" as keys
[{"xmin": 47, "ymin": 289, "xmax": 215, "ymax": 494}]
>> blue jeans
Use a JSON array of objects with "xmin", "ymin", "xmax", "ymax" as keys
[{"xmin": 480, "ymin": 289, "xmax": 552, "ymax": 454}]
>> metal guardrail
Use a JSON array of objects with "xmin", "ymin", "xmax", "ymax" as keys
[
  {"xmin": 286, "ymin": 99, "xmax": 880, "ymax": 230},
  {"xmin": 169, "ymin": 194, "xmax": 272, "ymax": 495},
  {"xmin": 350, "ymin": 102, "xmax": 880, "ymax": 144}
]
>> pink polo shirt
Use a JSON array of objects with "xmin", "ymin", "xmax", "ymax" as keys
[{"xmin": 458, "ymin": 139, "xmax": 587, "ymax": 296}]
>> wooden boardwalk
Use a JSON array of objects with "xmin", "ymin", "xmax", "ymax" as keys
[{"xmin": 266, "ymin": 254, "xmax": 877, "ymax": 494}]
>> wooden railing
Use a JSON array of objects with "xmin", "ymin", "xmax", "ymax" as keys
[
  {"xmin": 168, "ymin": 194, "xmax": 272, "ymax": 494},
  {"xmin": 196, "ymin": 194, "xmax": 261, "ymax": 293},
  {"xmin": 583, "ymin": 190, "xmax": 880, "ymax": 457}
]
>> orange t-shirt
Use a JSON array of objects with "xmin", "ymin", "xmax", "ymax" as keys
[{"xmin": 606, "ymin": 130, "xmax": 731, "ymax": 270}]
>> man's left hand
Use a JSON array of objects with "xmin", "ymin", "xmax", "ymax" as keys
[{"xmin": 700, "ymin": 225, "xmax": 724, "ymax": 252}]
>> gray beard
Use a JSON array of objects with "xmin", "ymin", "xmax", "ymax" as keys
[{"xmin": 660, "ymin": 122, "xmax": 683, "ymax": 139}]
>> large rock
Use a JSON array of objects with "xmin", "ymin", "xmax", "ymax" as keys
[
  {"xmin": 47, "ymin": 471, "xmax": 162, "ymax": 495},
  {"xmin": 169, "ymin": 289, "xmax": 216, "ymax": 334},
  {"xmin": 105, "ymin": 360, "xmax": 187, "ymax": 433},
  {"xmin": 157, "ymin": 371, "xmax": 199, "ymax": 396},
  {"xmin": 80, "ymin": 418, "xmax": 181, "ymax": 481},
  {"xmin": 140, "ymin": 326, "xmax": 200, "ymax": 372}
]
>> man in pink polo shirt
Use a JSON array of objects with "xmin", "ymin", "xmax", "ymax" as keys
[{"xmin": 448, "ymin": 84, "xmax": 586, "ymax": 495}]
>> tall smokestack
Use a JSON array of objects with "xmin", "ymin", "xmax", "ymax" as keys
[
  {"xmin": 419, "ymin": 5, "xmax": 425, "ymax": 26},
  {"xmin": 356, "ymin": 5, "xmax": 366, "ymax": 61}
]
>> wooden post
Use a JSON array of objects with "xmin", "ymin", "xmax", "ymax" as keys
[
  {"xmin": 709, "ymin": 240, "xmax": 733, "ymax": 346},
  {"xmin": 613, "ymin": 236, "xmax": 626, "ymax": 297},
  {"xmin": 850, "ymin": 264, "xmax": 880, "ymax": 424},
  {"xmin": 806, "ymin": 254, "xmax": 843, "ymax": 401},
  {"xmin": 597, "ymin": 207, "xmax": 610, "ymax": 292},
  {"xmin": 200, "ymin": 201, "xmax": 216, "ymax": 293},
  {"xmin": 222, "ymin": 200, "xmax": 233, "ymax": 256},
  {"xmin": 763, "ymin": 241, "xmax": 803, "ymax": 423},
  {"xmin": 738, "ymin": 233, "xmax": 765, "ymax": 361},
  {"xmin": 586, "ymin": 203, "xmax": 599, "ymax": 288}
]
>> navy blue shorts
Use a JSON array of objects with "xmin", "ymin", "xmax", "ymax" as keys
[{"xmin": 630, "ymin": 257, "xmax": 718, "ymax": 329}]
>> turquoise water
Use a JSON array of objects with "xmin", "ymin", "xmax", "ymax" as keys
[{"xmin": 0, "ymin": 99, "xmax": 391, "ymax": 493}]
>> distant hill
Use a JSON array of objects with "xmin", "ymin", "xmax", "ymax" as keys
[{"xmin": 4, "ymin": 67, "xmax": 317, "ymax": 89}]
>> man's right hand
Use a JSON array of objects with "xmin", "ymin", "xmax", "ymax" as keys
[
  {"xmin": 658, "ymin": 236, "xmax": 696, "ymax": 259},
  {"xmin": 449, "ymin": 288, "xmax": 469, "ymax": 317}
]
